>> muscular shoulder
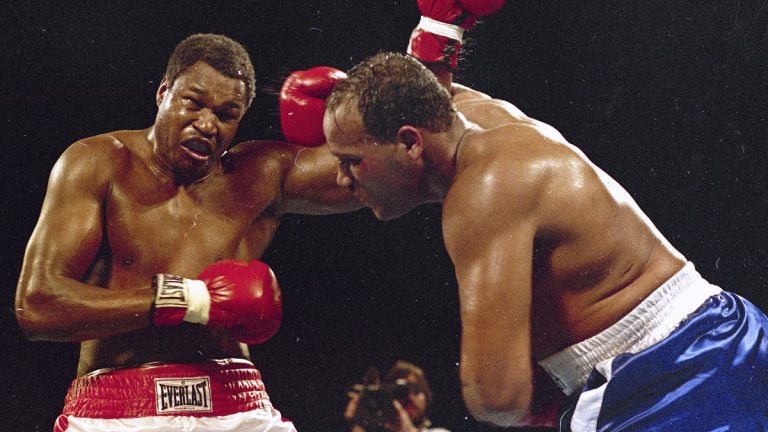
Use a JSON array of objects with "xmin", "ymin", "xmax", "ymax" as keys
[
  {"xmin": 54, "ymin": 130, "xmax": 145, "ymax": 186},
  {"xmin": 451, "ymin": 83, "xmax": 491, "ymax": 104},
  {"xmin": 452, "ymin": 83, "xmax": 536, "ymax": 131},
  {"xmin": 448, "ymin": 127, "xmax": 542, "ymax": 214},
  {"xmin": 446, "ymin": 124, "xmax": 593, "ymax": 235},
  {"xmin": 225, "ymin": 140, "xmax": 302, "ymax": 176}
]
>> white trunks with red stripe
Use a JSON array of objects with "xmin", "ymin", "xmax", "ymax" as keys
[{"xmin": 53, "ymin": 358, "xmax": 296, "ymax": 431}]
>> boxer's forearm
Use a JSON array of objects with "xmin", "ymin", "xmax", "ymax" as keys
[{"xmin": 15, "ymin": 277, "xmax": 154, "ymax": 342}]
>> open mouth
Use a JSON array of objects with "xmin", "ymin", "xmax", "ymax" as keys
[{"xmin": 181, "ymin": 139, "xmax": 212, "ymax": 160}]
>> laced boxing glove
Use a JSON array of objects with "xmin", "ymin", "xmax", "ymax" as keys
[
  {"xmin": 280, "ymin": 66, "xmax": 347, "ymax": 147},
  {"xmin": 152, "ymin": 259, "xmax": 283, "ymax": 344},
  {"xmin": 407, "ymin": 0, "xmax": 507, "ymax": 69}
]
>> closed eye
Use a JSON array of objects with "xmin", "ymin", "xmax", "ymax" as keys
[
  {"xmin": 216, "ymin": 110, "xmax": 241, "ymax": 122},
  {"xmin": 182, "ymin": 97, "xmax": 202, "ymax": 109}
]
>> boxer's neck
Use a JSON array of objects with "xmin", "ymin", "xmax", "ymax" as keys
[{"xmin": 422, "ymin": 118, "xmax": 471, "ymax": 201}]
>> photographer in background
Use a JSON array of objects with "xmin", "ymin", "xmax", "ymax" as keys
[{"xmin": 345, "ymin": 361, "xmax": 451, "ymax": 432}]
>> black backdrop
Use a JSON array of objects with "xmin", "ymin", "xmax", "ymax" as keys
[{"xmin": 2, "ymin": 1, "xmax": 767, "ymax": 431}]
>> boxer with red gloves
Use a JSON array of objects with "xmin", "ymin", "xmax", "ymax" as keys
[{"xmin": 16, "ymin": 34, "xmax": 360, "ymax": 431}]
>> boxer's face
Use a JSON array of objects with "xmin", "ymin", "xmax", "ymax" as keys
[
  {"xmin": 325, "ymin": 103, "xmax": 424, "ymax": 221},
  {"xmin": 153, "ymin": 61, "xmax": 247, "ymax": 181}
]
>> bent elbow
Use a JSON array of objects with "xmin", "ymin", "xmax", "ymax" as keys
[
  {"xmin": 16, "ymin": 312, "xmax": 65, "ymax": 341},
  {"xmin": 16, "ymin": 302, "xmax": 50, "ymax": 341},
  {"xmin": 18, "ymin": 325, "xmax": 49, "ymax": 342},
  {"xmin": 465, "ymin": 396, "xmax": 530, "ymax": 427},
  {"xmin": 462, "ymin": 379, "xmax": 533, "ymax": 427},
  {"xmin": 15, "ymin": 290, "xmax": 65, "ymax": 341}
]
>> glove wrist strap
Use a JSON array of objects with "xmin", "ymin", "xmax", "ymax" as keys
[
  {"xmin": 416, "ymin": 15, "xmax": 465, "ymax": 41},
  {"xmin": 152, "ymin": 274, "xmax": 210, "ymax": 326},
  {"xmin": 183, "ymin": 279, "xmax": 210, "ymax": 324}
]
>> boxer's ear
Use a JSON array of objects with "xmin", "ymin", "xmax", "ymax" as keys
[
  {"xmin": 156, "ymin": 76, "xmax": 169, "ymax": 107},
  {"xmin": 397, "ymin": 126, "xmax": 423, "ymax": 160}
]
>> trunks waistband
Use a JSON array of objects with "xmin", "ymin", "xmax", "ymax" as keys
[
  {"xmin": 63, "ymin": 358, "xmax": 273, "ymax": 418},
  {"xmin": 537, "ymin": 262, "xmax": 722, "ymax": 395}
]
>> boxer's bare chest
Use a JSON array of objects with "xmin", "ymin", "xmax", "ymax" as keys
[
  {"xmin": 104, "ymin": 166, "xmax": 279, "ymax": 278},
  {"xmin": 77, "ymin": 169, "xmax": 276, "ymax": 372}
]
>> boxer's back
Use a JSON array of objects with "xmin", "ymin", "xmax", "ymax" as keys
[{"xmin": 448, "ymin": 85, "xmax": 686, "ymax": 359}]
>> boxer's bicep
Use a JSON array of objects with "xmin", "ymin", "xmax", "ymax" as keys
[
  {"xmin": 16, "ymin": 142, "xmax": 109, "ymax": 336},
  {"xmin": 444, "ymin": 174, "xmax": 538, "ymax": 425},
  {"xmin": 37, "ymin": 147, "xmax": 106, "ymax": 275}
]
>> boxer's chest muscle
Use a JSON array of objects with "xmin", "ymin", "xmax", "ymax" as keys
[{"xmin": 106, "ymin": 179, "xmax": 272, "ymax": 273}]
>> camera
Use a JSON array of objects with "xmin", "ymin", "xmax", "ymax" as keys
[{"xmin": 352, "ymin": 379, "xmax": 413, "ymax": 430}]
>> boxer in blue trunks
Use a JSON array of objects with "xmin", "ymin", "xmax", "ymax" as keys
[
  {"xmin": 548, "ymin": 263, "xmax": 768, "ymax": 430},
  {"xmin": 320, "ymin": 8, "xmax": 768, "ymax": 426}
]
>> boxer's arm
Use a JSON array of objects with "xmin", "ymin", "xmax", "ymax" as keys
[
  {"xmin": 274, "ymin": 66, "xmax": 362, "ymax": 215},
  {"xmin": 408, "ymin": 0, "xmax": 507, "ymax": 90},
  {"xmin": 443, "ymin": 160, "xmax": 539, "ymax": 427},
  {"xmin": 227, "ymin": 139, "xmax": 360, "ymax": 217},
  {"xmin": 15, "ymin": 139, "xmax": 154, "ymax": 342},
  {"xmin": 278, "ymin": 143, "xmax": 362, "ymax": 215}
]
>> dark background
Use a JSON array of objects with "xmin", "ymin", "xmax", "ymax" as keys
[{"xmin": 2, "ymin": 1, "xmax": 767, "ymax": 430}]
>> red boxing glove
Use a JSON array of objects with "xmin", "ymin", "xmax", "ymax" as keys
[
  {"xmin": 197, "ymin": 260, "xmax": 283, "ymax": 344},
  {"xmin": 407, "ymin": 0, "xmax": 506, "ymax": 69},
  {"xmin": 280, "ymin": 66, "xmax": 347, "ymax": 147},
  {"xmin": 152, "ymin": 260, "xmax": 283, "ymax": 345}
]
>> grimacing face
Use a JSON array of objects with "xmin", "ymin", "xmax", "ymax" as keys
[
  {"xmin": 153, "ymin": 61, "xmax": 247, "ymax": 181},
  {"xmin": 324, "ymin": 103, "xmax": 425, "ymax": 221}
]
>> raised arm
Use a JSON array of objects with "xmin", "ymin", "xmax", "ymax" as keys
[
  {"xmin": 442, "ymin": 153, "xmax": 540, "ymax": 427},
  {"xmin": 276, "ymin": 66, "xmax": 361, "ymax": 215},
  {"xmin": 407, "ymin": 0, "xmax": 507, "ymax": 91},
  {"xmin": 15, "ymin": 139, "xmax": 154, "ymax": 341}
]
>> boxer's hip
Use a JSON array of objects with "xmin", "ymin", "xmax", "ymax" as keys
[
  {"xmin": 538, "ymin": 261, "xmax": 722, "ymax": 395},
  {"xmin": 62, "ymin": 358, "xmax": 272, "ymax": 418},
  {"xmin": 562, "ymin": 286, "xmax": 768, "ymax": 431}
]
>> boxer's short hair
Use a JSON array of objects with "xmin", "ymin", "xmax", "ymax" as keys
[
  {"xmin": 328, "ymin": 51, "xmax": 455, "ymax": 143},
  {"xmin": 164, "ymin": 33, "xmax": 256, "ymax": 107}
]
